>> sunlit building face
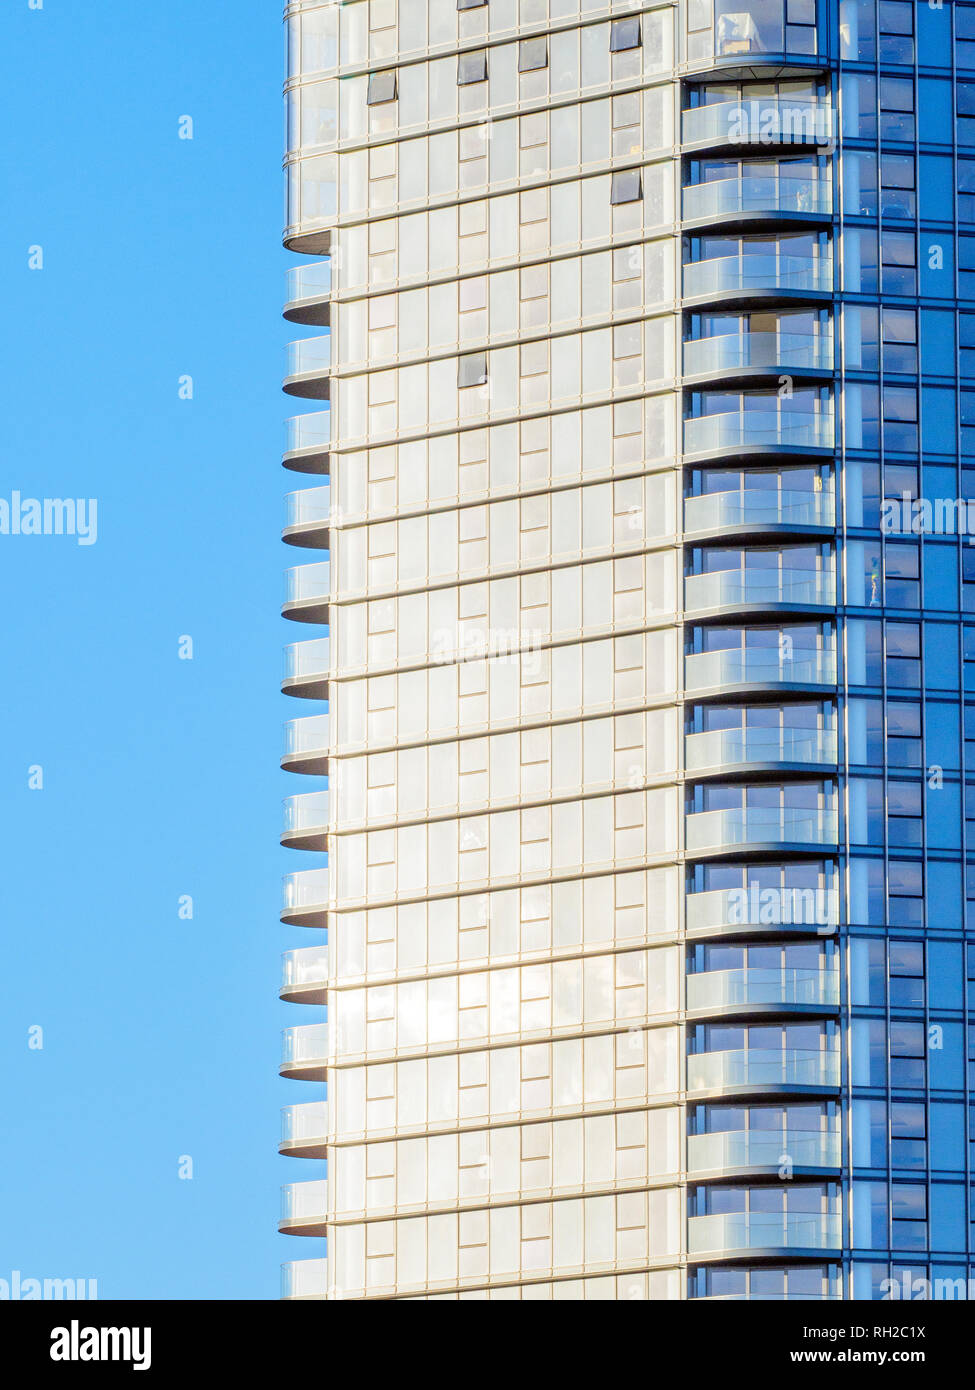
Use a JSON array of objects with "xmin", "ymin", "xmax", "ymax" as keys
[{"xmin": 278, "ymin": 0, "xmax": 975, "ymax": 1303}]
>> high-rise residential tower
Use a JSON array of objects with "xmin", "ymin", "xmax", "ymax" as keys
[{"xmin": 278, "ymin": 0, "xmax": 975, "ymax": 1302}]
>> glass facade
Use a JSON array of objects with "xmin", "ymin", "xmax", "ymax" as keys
[{"xmin": 278, "ymin": 0, "xmax": 975, "ymax": 1301}]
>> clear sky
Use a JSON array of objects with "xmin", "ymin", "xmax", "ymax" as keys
[{"xmin": 0, "ymin": 2, "xmax": 304, "ymax": 1298}]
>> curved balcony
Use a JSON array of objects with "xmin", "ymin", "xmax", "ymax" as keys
[
  {"xmin": 284, "ymin": 335, "xmax": 331, "ymax": 399},
  {"xmin": 282, "ymin": 1021, "xmax": 329, "ymax": 1081},
  {"xmin": 684, "ymin": 645, "xmax": 837, "ymax": 696},
  {"xmin": 685, "ymin": 886, "xmax": 839, "ymax": 939},
  {"xmin": 284, "ymin": 261, "xmax": 332, "ymax": 326},
  {"xmin": 283, "ymin": 636, "xmax": 330, "ymax": 700},
  {"xmin": 684, "ymin": 487, "xmax": 834, "ymax": 537},
  {"xmin": 682, "ymin": 99, "xmax": 834, "ymax": 151},
  {"xmin": 683, "ymin": 409, "xmax": 834, "ymax": 456},
  {"xmin": 281, "ymin": 1100, "xmax": 329, "ymax": 1160},
  {"xmin": 282, "ymin": 789, "xmax": 330, "ymax": 851},
  {"xmin": 283, "ymin": 561, "xmax": 331, "ymax": 624},
  {"xmin": 282, "ymin": 944, "xmax": 329, "ymax": 1005},
  {"xmin": 281, "ymin": 1258, "xmax": 329, "ymax": 1300},
  {"xmin": 284, "ymin": 486, "xmax": 330, "ymax": 549},
  {"xmin": 684, "ymin": 725, "xmax": 837, "ymax": 775},
  {"xmin": 284, "ymin": 410, "xmax": 330, "ymax": 475},
  {"xmin": 682, "ymin": 175, "xmax": 831, "ymax": 226},
  {"xmin": 686, "ymin": 966, "xmax": 839, "ymax": 1016},
  {"xmin": 683, "ymin": 253, "xmax": 832, "ymax": 302},
  {"xmin": 684, "ymin": 567, "xmax": 835, "ymax": 616},
  {"xmin": 280, "ymin": 1180, "xmax": 329, "ymax": 1237},
  {"xmin": 688, "ymin": 1210, "xmax": 841, "ymax": 1259},
  {"xmin": 683, "ymin": 331, "xmax": 832, "ymax": 380},
  {"xmin": 687, "ymin": 1127, "xmax": 841, "ymax": 1177},
  {"xmin": 686, "ymin": 1047, "xmax": 840, "ymax": 1096},
  {"xmin": 283, "ymin": 715, "xmax": 329, "ymax": 776},
  {"xmin": 282, "ymin": 867, "xmax": 329, "ymax": 929},
  {"xmin": 685, "ymin": 806, "xmax": 838, "ymax": 856}
]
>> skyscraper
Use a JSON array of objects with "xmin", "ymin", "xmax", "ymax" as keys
[{"xmin": 278, "ymin": 0, "xmax": 975, "ymax": 1302}]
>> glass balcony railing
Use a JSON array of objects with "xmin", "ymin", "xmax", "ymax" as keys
[
  {"xmin": 686, "ymin": 1047, "xmax": 840, "ymax": 1092},
  {"xmin": 284, "ymin": 637, "xmax": 331, "ymax": 687},
  {"xmin": 286, "ymin": 261, "xmax": 332, "ymax": 308},
  {"xmin": 281, "ymin": 1259, "xmax": 329, "ymax": 1300},
  {"xmin": 684, "ymin": 567, "xmax": 835, "ymax": 611},
  {"xmin": 685, "ymin": 805, "xmax": 838, "ymax": 852},
  {"xmin": 684, "ymin": 487, "xmax": 834, "ymax": 534},
  {"xmin": 687, "ymin": 1211, "xmax": 841, "ymax": 1256},
  {"xmin": 684, "ymin": 725, "xmax": 838, "ymax": 772},
  {"xmin": 684, "ymin": 409, "xmax": 834, "ymax": 453},
  {"xmin": 686, "ymin": 966, "xmax": 839, "ymax": 1012},
  {"xmin": 281, "ymin": 1100, "xmax": 329, "ymax": 1154},
  {"xmin": 682, "ymin": 99, "xmax": 834, "ymax": 148},
  {"xmin": 285, "ymin": 486, "xmax": 331, "ymax": 533},
  {"xmin": 683, "ymin": 175, "xmax": 831, "ymax": 222},
  {"xmin": 282, "ymin": 944, "xmax": 329, "ymax": 998},
  {"xmin": 684, "ymin": 646, "xmax": 836, "ymax": 692},
  {"xmin": 286, "ymin": 335, "xmax": 331, "ymax": 382},
  {"xmin": 283, "ymin": 714, "xmax": 329, "ymax": 763},
  {"xmin": 692, "ymin": 1292, "xmax": 840, "ymax": 1301},
  {"xmin": 683, "ymin": 253, "xmax": 832, "ymax": 298},
  {"xmin": 280, "ymin": 1181, "xmax": 329, "ymax": 1229},
  {"xmin": 283, "ymin": 789, "xmax": 330, "ymax": 841},
  {"xmin": 684, "ymin": 331, "xmax": 832, "ymax": 376},
  {"xmin": 285, "ymin": 411, "xmax": 331, "ymax": 458},
  {"xmin": 285, "ymin": 562, "xmax": 331, "ymax": 609},
  {"xmin": 282, "ymin": 868, "xmax": 330, "ymax": 918},
  {"xmin": 687, "ymin": 1127, "xmax": 841, "ymax": 1174},
  {"xmin": 282, "ymin": 1021, "xmax": 330, "ymax": 1070},
  {"xmin": 685, "ymin": 886, "xmax": 839, "ymax": 936}
]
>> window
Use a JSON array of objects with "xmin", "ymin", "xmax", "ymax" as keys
[
  {"xmin": 886, "ymin": 701, "xmax": 922, "ymax": 768},
  {"xmin": 879, "ymin": 1, "xmax": 914, "ymax": 65},
  {"xmin": 891, "ymin": 1184, "xmax": 927, "ymax": 1250},
  {"xmin": 964, "ymin": 550, "xmax": 975, "ymax": 613},
  {"xmin": 883, "ymin": 387, "xmax": 918, "ymax": 451},
  {"xmin": 887, "ymin": 780, "xmax": 922, "ymax": 846},
  {"xmin": 457, "ymin": 50, "xmax": 487, "ymax": 84},
  {"xmin": 959, "ymin": 82, "xmax": 975, "ymax": 145},
  {"xmin": 884, "ymin": 544, "xmax": 920, "ymax": 608},
  {"xmin": 366, "ymin": 70, "xmax": 397, "ymax": 105},
  {"xmin": 611, "ymin": 17, "xmax": 642, "ymax": 52},
  {"xmin": 890, "ymin": 1020, "xmax": 925, "ymax": 1088},
  {"xmin": 889, "ymin": 942, "xmax": 924, "ymax": 1008},
  {"xmin": 888, "ymin": 858, "xmax": 923, "ymax": 926},
  {"xmin": 882, "ymin": 232, "xmax": 915, "ymax": 296},
  {"xmin": 886, "ymin": 622, "xmax": 921, "ymax": 688},
  {"xmin": 881, "ymin": 155, "xmax": 915, "ymax": 219},
  {"xmin": 457, "ymin": 0, "xmax": 487, "ymax": 9},
  {"xmin": 960, "ymin": 160, "xmax": 975, "ymax": 225},
  {"xmin": 961, "ymin": 315, "xmax": 975, "ymax": 376},
  {"xmin": 891, "ymin": 1102, "xmax": 926, "ymax": 1170},
  {"xmin": 611, "ymin": 169, "xmax": 642, "ymax": 204},
  {"xmin": 458, "ymin": 352, "xmax": 487, "ymax": 388},
  {"xmin": 882, "ymin": 309, "xmax": 917, "ymax": 374},
  {"xmin": 880, "ymin": 77, "xmax": 914, "ymax": 142},
  {"xmin": 519, "ymin": 36, "xmax": 547, "ymax": 71},
  {"xmin": 959, "ymin": 6, "xmax": 975, "ymax": 71}
]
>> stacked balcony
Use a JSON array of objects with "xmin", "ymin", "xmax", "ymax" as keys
[
  {"xmin": 679, "ymin": 0, "xmax": 841, "ymax": 1292},
  {"xmin": 281, "ymin": 244, "xmax": 333, "ymax": 1282}
]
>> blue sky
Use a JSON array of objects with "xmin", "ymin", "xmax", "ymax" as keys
[{"xmin": 0, "ymin": 2, "xmax": 306, "ymax": 1297}]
